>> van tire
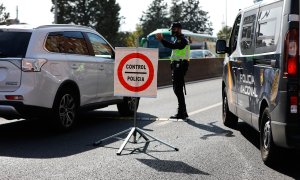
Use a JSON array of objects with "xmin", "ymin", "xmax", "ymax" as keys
[
  {"xmin": 260, "ymin": 107, "xmax": 278, "ymax": 165},
  {"xmin": 52, "ymin": 88, "xmax": 78, "ymax": 131},
  {"xmin": 117, "ymin": 97, "xmax": 139, "ymax": 116},
  {"xmin": 222, "ymin": 90, "xmax": 238, "ymax": 127}
]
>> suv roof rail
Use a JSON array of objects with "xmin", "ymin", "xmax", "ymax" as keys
[{"xmin": 36, "ymin": 24, "xmax": 94, "ymax": 30}]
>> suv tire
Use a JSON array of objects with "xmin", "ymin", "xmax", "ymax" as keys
[
  {"xmin": 52, "ymin": 88, "xmax": 79, "ymax": 131},
  {"xmin": 223, "ymin": 89, "xmax": 238, "ymax": 127},
  {"xmin": 117, "ymin": 97, "xmax": 139, "ymax": 116},
  {"xmin": 260, "ymin": 107, "xmax": 278, "ymax": 165}
]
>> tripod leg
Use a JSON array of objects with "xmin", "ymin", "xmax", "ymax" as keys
[
  {"xmin": 93, "ymin": 128, "xmax": 132, "ymax": 146},
  {"xmin": 137, "ymin": 129, "xmax": 149, "ymax": 142},
  {"xmin": 136, "ymin": 128, "xmax": 179, "ymax": 151},
  {"xmin": 117, "ymin": 128, "xmax": 136, "ymax": 155}
]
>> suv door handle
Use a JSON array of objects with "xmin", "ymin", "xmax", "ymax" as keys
[
  {"xmin": 99, "ymin": 65, "xmax": 104, "ymax": 70},
  {"xmin": 71, "ymin": 64, "xmax": 79, "ymax": 69}
]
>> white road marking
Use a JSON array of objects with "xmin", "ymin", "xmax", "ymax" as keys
[
  {"xmin": 85, "ymin": 103, "xmax": 222, "ymax": 124},
  {"xmin": 156, "ymin": 121, "xmax": 171, "ymax": 126},
  {"xmin": 103, "ymin": 117, "xmax": 186, "ymax": 122},
  {"xmin": 188, "ymin": 102, "xmax": 222, "ymax": 116}
]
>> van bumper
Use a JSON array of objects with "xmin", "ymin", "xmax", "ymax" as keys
[{"xmin": 272, "ymin": 121, "xmax": 300, "ymax": 148}]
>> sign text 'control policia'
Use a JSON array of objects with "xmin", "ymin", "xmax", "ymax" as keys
[{"xmin": 125, "ymin": 64, "xmax": 147, "ymax": 82}]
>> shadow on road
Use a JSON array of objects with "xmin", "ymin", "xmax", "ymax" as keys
[
  {"xmin": 187, "ymin": 119, "xmax": 235, "ymax": 139},
  {"xmin": 0, "ymin": 110, "xmax": 157, "ymax": 159},
  {"xmin": 137, "ymin": 158, "xmax": 210, "ymax": 175},
  {"xmin": 236, "ymin": 121, "xmax": 300, "ymax": 179},
  {"xmin": 236, "ymin": 122, "xmax": 260, "ymax": 149}
]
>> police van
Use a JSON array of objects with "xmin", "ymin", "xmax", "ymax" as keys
[{"xmin": 216, "ymin": 0, "xmax": 299, "ymax": 164}]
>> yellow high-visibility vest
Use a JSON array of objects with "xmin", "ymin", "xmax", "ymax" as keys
[{"xmin": 170, "ymin": 43, "xmax": 190, "ymax": 61}]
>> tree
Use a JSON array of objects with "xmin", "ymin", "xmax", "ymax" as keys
[
  {"xmin": 217, "ymin": 26, "xmax": 232, "ymax": 42},
  {"xmin": 0, "ymin": 3, "xmax": 9, "ymax": 25},
  {"xmin": 169, "ymin": 0, "xmax": 183, "ymax": 22},
  {"xmin": 92, "ymin": 0, "xmax": 121, "ymax": 46},
  {"xmin": 140, "ymin": 0, "xmax": 213, "ymax": 36},
  {"xmin": 51, "ymin": 0, "xmax": 121, "ymax": 46},
  {"xmin": 180, "ymin": 0, "xmax": 213, "ymax": 34},
  {"xmin": 139, "ymin": 0, "xmax": 170, "ymax": 37},
  {"xmin": 115, "ymin": 25, "xmax": 143, "ymax": 47},
  {"xmin": 116, "ymin": 31, "xmax": 132, "ymax": 47}
]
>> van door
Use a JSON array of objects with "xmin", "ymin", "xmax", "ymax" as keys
[
  {"xmin": 236, "ymin": 9, "xmax": 258, "ymax": 124},
  {"xmin": 251, "ymin": 2, "xmax": 283, "ymax": 130},
  {"xmin": 226, "ymin": 15, "xmax": 242, "ymax": 116}
]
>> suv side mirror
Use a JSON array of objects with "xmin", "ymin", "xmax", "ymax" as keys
[
  {"xmin": 216, "ymin": 40, "xmax": 228, "ymax": 54},
  {"xmin": 111, "ymin": 51, "xmax": 115, "ymax": 59}
]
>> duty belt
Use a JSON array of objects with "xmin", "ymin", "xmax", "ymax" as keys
[{"xmin": 171, "ymin": 59, "xmax": 188, "ymax": 63}]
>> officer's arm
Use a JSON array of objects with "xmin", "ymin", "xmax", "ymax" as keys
[{"xmin": 161, "ymin": 38, "xmax": 187, "ymax": 50}]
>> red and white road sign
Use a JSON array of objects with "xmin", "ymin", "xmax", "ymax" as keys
[{"xmin": 114, "ymin": 47, "xmax": 158, "ymax": 98}]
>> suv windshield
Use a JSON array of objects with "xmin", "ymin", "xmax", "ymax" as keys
[{"xmin": 0, "ymin": 31, "xmax": 32, "ymax": 58}]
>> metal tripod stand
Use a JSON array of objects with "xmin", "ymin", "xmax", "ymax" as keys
[{"xmin": 93, "ymin": 97, "xmax": 179, "ymax": 155}]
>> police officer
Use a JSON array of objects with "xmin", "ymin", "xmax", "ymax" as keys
[{"xmin": 156, "ymin": 22, "xmax": 190, "ymax": 119}]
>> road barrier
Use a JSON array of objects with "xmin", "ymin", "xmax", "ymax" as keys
[{"xmin": 157, "ymin": 58, "xmax": 224, "ymax": 87}]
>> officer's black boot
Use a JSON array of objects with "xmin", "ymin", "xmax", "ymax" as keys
[
  {"xmin": 178, "ymin": 106, "xmax": 188, "ymax": 120},
  {"xmin": 170, "ymin": 106, "xmax": 188, "ymax": 120}
]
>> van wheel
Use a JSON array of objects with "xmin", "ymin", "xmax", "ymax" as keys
[
  {"xmin": 52, "ymin": 89, "xmax": 78, "ymax": 131},
  {"xmin": 223, "ymin": 90, "xmax": 238, "ymax": 127},
  {"xmin": 260, "ymin": 107, "xmax": 278, "ymax": 165},
  {"xmin": 117, "ymin": 97, "xmax": 139, "ymax": 116}
]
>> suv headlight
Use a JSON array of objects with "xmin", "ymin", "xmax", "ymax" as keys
[{"xmin": 22, "ymin": 58, "xmax": 47, "ymax": 72}]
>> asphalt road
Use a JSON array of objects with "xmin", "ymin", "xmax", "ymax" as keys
[{"xmin": 0, "ymin": 78, "xmax": 299, "ymax": 180}]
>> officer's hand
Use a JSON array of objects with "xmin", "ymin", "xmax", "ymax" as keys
[{"xmin": 155, "ymin": 33, "xmax": 163, "ymax": 41}]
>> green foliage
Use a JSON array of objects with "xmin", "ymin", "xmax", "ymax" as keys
[
  {"xmin": 51, "ymin": 0, "xmax": 121, "ymax": 46},
  {"xmin": 116, "ymin": 32, "xmax": 132, "ymax": 47},
  {"xmin": 140, "ymin": 0, "xmax": 213, "ymax": 36},
  {"xmin": 217, "ymin": 26, "xmax": 232, "ymax": 42},
  {"xmin": 180, "ymin": 0, "xmax": 213, "ymax": 35},
  {"xmin": 116, "ymin": 25, "xmax": 143, "ymax": 47},
  {"xmin": 139, "ymin": 0, "xmax": 171, "ymax": 37},
  {"xmin": 170, "ymin": 0, "xmax": 183, "ymax": 22},
  {"xmin": 0, "ymin": 3, "xmax": 9, "ymax": 25}
]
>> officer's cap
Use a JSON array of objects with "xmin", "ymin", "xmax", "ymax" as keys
[{"xmin": 169, "ymin": 22, "xmax": 182, "ymax": 30}]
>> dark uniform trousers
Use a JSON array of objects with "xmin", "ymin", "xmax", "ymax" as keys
[{"xmin": 171, "ymin": 60, "xmax": 189, "ymax": 114}]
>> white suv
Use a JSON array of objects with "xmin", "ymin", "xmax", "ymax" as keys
[{"xmin": 0, "ymin": 24, "xmax": 137, "ymax": 130}]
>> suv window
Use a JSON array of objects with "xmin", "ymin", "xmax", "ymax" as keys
[
  {"xmin": 240, "ymin": 10, "xmax": 257, "ymax": 55},
  {"xmin": 45, "ymin": 31, "xmax": 89, "ymax": 55},
  {"xmin": 255, "ymin": 3, "xmax": 283, "ymax": 53},
  {"xmin": 0, "ymin": 31, "xmax": 31, "ymax": 58},
  {"xmin": 86, "ymin": 33, "xmax": 113, "ymax": 58}
]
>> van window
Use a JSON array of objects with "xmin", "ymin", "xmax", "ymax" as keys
[
  {"xmin": 0, "ymin": 31, "xmax": 31, "ymax": 58},
  {"xmin": 229, "ymin": 15, "xmax": 241, "ymax": 54},
  {"xmin": 255, "ymin": 3, "xmax": 283, "ymax": 53},
  {"xmin": 86, "ymin": 33, "xmax": 113, "ymax": 59},
  {"xmin": 45, "ymin": 31, "xmax": 89, "ymax": 55},
  {"xmin": 240, "ymin": 10, "xmax": 257, "ymax": 55}
]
